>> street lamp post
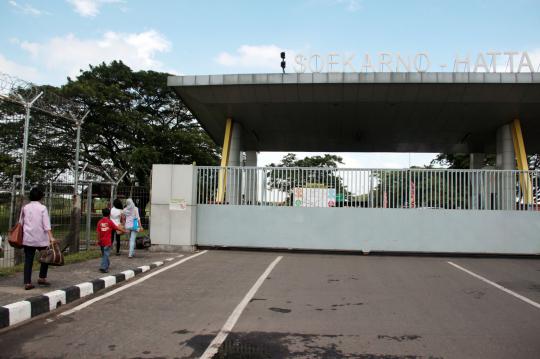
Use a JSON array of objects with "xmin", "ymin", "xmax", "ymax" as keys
[
  {"xmin": 72, "ymin": 111, "xmax": 89, "ymax": 195},
  {"xmin": 18, "ymin": 91, "xmax": 43, "ymax": 196}
]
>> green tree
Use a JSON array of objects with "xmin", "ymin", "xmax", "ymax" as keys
[
  {"xmin": 61, "ymin": 61, "xmax": 220, "ymax": 186},
  {"xmin": 0, "ymin": 61, "xmax": 220, "ymax": 188},
  {"xmin": 1, "ymin": 61, "xmax": 221, "ymax": 251},
  {"xmin": 266, "ymin": 153, "xmax": 350, "ymax": 205},
  {"xmin": 430, "ymin": 153, "xmax": 496, "ymax": 169}
]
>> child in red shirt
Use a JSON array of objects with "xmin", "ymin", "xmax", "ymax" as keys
[{"xmin": 96, "ymin": 208, "xmax": 125, "ymax": 273}]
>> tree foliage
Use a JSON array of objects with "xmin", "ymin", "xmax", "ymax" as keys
[
  {"xmin": 270, "ymin": 153, "xmax": 344, "ymax": 168},
  {"xmin": 62, "ymin": 61, "xmax": 220, "ymax": 186},
  {"xmin": 431, "ymin": 152, "xmax": 539, "ymax": 170},
  {"xmin": 0, "ymin": 61, "xmax": 220, "ymax": 189},
  {"xmin": 430, "ymin": 153, "xmax": 496, "ymax": 169},
  {"xmin": 266, "ymin": 153, "xmax": 350, "ymax": 205}
]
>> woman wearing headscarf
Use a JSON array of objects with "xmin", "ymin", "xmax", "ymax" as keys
[{"xmin": 123, "ymin": 198, "xmax": 142, "ymax": 258}]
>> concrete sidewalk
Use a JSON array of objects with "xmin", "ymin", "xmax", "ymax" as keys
[{"xmin": 0, "ymin": 250, "xmax": 180, "ymax": 307}]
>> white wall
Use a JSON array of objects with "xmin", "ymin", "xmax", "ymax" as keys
[
  {"xmin": 151, "ymin": 164, "xmax": 540, "ymax": 254},
  {"xmin": 197, "ymin": 206, "xmax": 540, "ymax": 255},
  {"xmin": 150, "ymin": 165, "xmax": 197, "ymax": 250}
]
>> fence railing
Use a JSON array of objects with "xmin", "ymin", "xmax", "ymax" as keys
[
  {"xmin": 196, "ymin": 166, "xmax": 540, "ymax": 211},
  {"xmin": 0, "ymin": 183, "xmax": 150, "ymax": 268}
]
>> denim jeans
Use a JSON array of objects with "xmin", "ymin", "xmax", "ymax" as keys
[
  {"xmin": 128, "ymin": 230, "xmax": 137, "ymax": 257},
  {"xmin": 23, "ymin": 246, "xmax": 48, "ymax": 284},
  {"xmin": 100, "ymin": 246, "xmax": 111, "ymax": 271}
]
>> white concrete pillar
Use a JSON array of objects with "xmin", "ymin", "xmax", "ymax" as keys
[
  {"xmin": 496, "ymin": 124, "xmax": 515, "ymax": 170},
  {"xmin": 244, "ymin": 151, "xmax": 258, "ymax": 204},
  {"xmin": 470, "ymin": 153, "xmax": 485, "ymax": 209},
  {"xmin": 245, "ymin": 151, "xmax": 257, "ymax": 166},
  {"xmin": 496, "ymin": 124, "xmax": 516, "ymax": 210},
  {"xmin": 469, "ymin": 153, "xmax": 485, "ymax": 169},
  {"xmin": 228, "ymin": 122, "xmax": 242, "ymax": 167},
  {"xmin": 226, "ymin": 121, "xmax": 242, "ymax": 204}
]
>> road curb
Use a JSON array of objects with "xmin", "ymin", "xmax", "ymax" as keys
[{"xmin": 0, "ymin": 256, "xmax": 178, "ymax": 329}]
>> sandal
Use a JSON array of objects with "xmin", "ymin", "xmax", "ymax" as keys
[
  {"xmin": 24, "ymin": 283, "xmax": 35, "ymax": 290},
  {"xmin": 37, "ymin": 279, "xmax": 51, "ymax": 286}
]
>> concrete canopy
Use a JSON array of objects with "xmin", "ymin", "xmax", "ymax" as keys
[{"xmin": 168, "ymin": 72, "xmax": 540, "ymax": 153}]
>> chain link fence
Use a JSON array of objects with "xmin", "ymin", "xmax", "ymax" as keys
[
  {"xmin": 1, "ymin": 72, "xmax": 152, "ymax": 269},
  {"xmin": 0, "ymin": 189, "xmax": 15, "ymax": 268},
  {"xmin": 0, "ymin": 181, "xmax": 150, "ymax": 269}
]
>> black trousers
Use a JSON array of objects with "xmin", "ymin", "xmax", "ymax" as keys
[
  {"xmin": 111, "ymin": 231, "xmax": 121, "ymax": 254},
  {"xmin": 23, "ymin": 246, "xmax": 48, "ymax": 284}
]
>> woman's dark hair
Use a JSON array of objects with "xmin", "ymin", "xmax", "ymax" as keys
[
  {"xmin": 29, "ymin": 187, "xmax": 44, "ymax": 202},
  {"xmin": 113, "ymin": 199, "xmax": 123, "ymax": 210}
]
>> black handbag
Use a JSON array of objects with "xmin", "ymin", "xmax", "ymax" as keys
[{"xmin": 39, "ymin": 241, "xmax": 64, "ymax": 266}]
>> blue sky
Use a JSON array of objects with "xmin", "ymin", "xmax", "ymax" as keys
[{"xmin": 1, "ymin": 0, "xmax": 539, "ymax": 167}]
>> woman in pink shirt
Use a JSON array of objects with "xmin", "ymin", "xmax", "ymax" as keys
[{"xmin": 21, "ymin": 187, "xmax": 56, "ymax": 290}]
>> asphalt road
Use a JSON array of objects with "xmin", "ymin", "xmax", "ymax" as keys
[{"xmin": 0, "ymin": 250, "xmax": 539, "ymax": 359}]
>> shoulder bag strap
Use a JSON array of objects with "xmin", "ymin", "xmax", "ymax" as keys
[{"xmin": 18, "ymin": 205, "xmax": 25, "ymax": 225}]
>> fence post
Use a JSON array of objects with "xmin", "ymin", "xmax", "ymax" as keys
[
  {"xmin": 109, "ymin": 184, "xmax": 115, "ymax": 208},
  {"xmin": 85, "ymin": 182, "xmax": 92, "ymax": 251},
  {"xmin": 47, "ymin": 180, "xmax": 53, "ymax": 213},
  {"xmin": 8, "ymin": 179, "xmax": 17, "ymax": 229}
]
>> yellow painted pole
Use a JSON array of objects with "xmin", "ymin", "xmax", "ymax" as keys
[
  {"xmin": 217, "ymin": 118, "xmax": 233, "ymax": 203},
  {"xmin": 510, "ymin": 119, "xmax": 532, "ymax": 204}
]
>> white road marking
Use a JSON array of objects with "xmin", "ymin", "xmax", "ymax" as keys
[
  {"xmin": 59, "ymin": 251, "xmax": 208, "ymax": 317},
  {"xmin": 200, "ymin": 256, "xmax": 283, "ymax": 359},
  {"xmin": 448, "ymin": 261, "xmax": 540, "ymax": 310}
]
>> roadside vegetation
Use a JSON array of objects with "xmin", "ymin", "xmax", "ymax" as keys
[{"xmin": 0, "ymin": 249, "xmax": 101, "ymax": 277}]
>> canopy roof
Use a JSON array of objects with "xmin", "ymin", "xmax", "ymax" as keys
[{"xmin": 168, "ymin": 72, "xmax": 540, "ymax": 153}]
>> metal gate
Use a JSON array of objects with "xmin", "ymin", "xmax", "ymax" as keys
[{"xmin": 194, "ymin": 167, "xmax": 540, "ymax": 254}]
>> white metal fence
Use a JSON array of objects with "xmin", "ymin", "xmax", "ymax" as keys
[{"xmin": 197, "ymin": 167, "xmax": 540, "ymax": 211}]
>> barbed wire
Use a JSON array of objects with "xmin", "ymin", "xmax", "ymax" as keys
[{"xmin": 0, "ymin": 72, "xmax": 87, "ymax": 122}]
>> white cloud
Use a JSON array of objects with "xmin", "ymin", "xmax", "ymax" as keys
[
  {"xmin": 216, "ymin": 45, "xmax": 290, "ymax": 72},
  {"xmin": 67, "ymin": 0, "xmax": 124, "ymax": 17},
  {"xmin": 20, "ymin": 41, "xmax": 39, "ymax": 57},
  {"xmin": 336, "ymin": 0, "xmax": 361, "ymax": 12},
  {"xmin": 0, "ymin": 53, "xmax": 40, "ymax": 83},
  {"xmin": 9, "ymin": 0, "xmax": 47, "ymax": 16},
  {"xmin": 17, "ymin": 30, "xmax": 171, "ymax": 83}
]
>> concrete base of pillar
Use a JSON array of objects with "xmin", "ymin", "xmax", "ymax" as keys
[{"xmin": 149, "ymin": 244, "xmax": 196, "ymax": 253}]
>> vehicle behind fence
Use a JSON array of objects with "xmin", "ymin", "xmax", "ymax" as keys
[
  {"xmin": 1, "ymin": 182, "xmax": 150, "ymax": 269},
  {"xmin": 197, "ymin": 167, "xmax": 540, "ymax": 211}
]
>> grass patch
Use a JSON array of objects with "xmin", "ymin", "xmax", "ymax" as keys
[
  {"xmin": 63, "ymin": 249, "xmax": 102, "ymax": 265},
  {"xmin": 0, "ymin": 249, "xmax": 101, "ymax": 278}
]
